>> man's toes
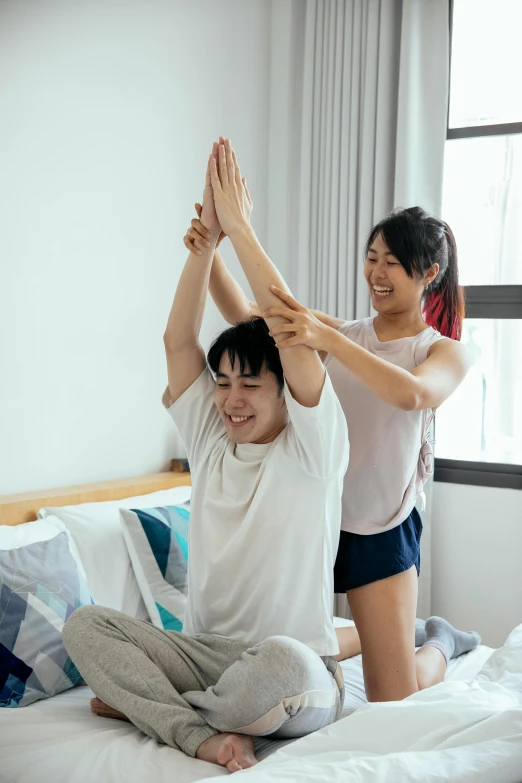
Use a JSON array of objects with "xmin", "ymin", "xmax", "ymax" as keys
[
  {"xmin": 216, "ymin": 739, "xmax": 235, "ymax": 768},
  {"xmin": 90, "ymin": 697, "xmax": 127, "ymax": 720},
  {"xmin": 216, "ymin": 738, "xmax": 251, "ymax": 773},
  {"xmin": 227, "ymin": 737, "xmax": 257, "ymax": 771},
  {"xmin": 227, "ymin": 758, "xmax": 242, "ymax": 773}
]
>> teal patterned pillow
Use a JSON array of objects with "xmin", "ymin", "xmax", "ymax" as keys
[
  {"xmin": 120, "ymin": 505, "xmax": 189, "ymax": 631},
  {"xmin": 0, "ymin": 532, "xmax": 92, "ymax": 707}
]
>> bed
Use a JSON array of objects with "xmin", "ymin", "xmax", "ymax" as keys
[{"xmin": 1, "ymin": 474, "xmax": 521, "ymax": 782}]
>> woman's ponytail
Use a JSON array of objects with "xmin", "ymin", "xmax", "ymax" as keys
[{"xmin": 423, "ymin": 223, "xmax": 465, "ymax": 341}]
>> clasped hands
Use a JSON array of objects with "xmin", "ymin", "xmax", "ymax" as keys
[
  {"xmin": 191, "ymin": 137, "xmax": 252, "ymax": 247},
  {"xmin": 184, "ymin": 138, "xmax": 332, "ymax": 354}
]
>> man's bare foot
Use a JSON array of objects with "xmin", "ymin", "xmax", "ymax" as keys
[
  {"xmin": 90, "ymin": 697, "xmax": 130, "ymax": 721},
  {"xmin": 196, "ymin": 733, "xmax": 258, "ymax": 773}
]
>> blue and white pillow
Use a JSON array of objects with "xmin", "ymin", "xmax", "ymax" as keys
[
  {"xmin": 0, "ymin": 529, "xmax": 92, "ymax": 707},
  {"xmin": 120, "ymin": 505, "xmax": 189, "ymax": 632}
]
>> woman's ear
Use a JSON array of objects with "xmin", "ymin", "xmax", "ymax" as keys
[{"xmin": 424, "ymin": 263, "xmax": 440, "ymax": 287}]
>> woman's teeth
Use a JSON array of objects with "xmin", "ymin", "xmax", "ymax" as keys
[
  {"xmin": 373, "ymin": 285, "xmax": 393, "ymax": 297},
  {"xmin": 230, "ymin": 415, "xmax": 251, "ymax": 423}
]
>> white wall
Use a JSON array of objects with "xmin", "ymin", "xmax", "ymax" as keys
[
  {"xmin": 432, "ymin": 482, "xmax": 522, "ymax": 647},
  {"xmin": 0, "ymin": 0, "xmax": 271, "ymax": 494}
]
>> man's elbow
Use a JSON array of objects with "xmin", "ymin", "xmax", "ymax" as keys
[
  {"xmin": 225, "ymin": 302, "xmax": 259, "ymax": 326},
  {"xmin": 163, "ymin": 333, "xmax": 196, "ymax": 354},
  {"xmin": 163, "ymin": 333, "xmax": 177, "ymax": 353}
]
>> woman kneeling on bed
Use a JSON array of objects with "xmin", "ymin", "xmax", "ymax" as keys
[{"xmin": 183, "ymin": 139, "xmax": 482, "ymax": 710}]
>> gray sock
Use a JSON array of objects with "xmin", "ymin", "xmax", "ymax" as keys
[
  {"xmin": 424, "ymin": 616, "xmax": 481, "ymax": 663},
  {"xmin": 415, "ymin": 618, "xmax": 426, "ymax": 647}
]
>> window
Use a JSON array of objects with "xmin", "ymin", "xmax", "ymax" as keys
[{"xmin": 434, "ymin": 0, "xmax": 522, "ymax": 490}]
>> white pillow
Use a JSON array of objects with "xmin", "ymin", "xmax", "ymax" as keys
[
  {"xmin": 38, "ymin": 486, "xmax": 191, "ymax": 619},
  {"xmin": 0, "ymin": 515, "xmax": 89, "ymax": 584}
]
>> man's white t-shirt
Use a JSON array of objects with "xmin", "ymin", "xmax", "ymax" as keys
[{"xmin": 164, "ymin": 367, "xmax": 349, "ymax": 657}]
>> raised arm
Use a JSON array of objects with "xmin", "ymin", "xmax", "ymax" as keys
[
  {"xmin": 208, "ymin": 249, "xmax": 342, "ymax": 330},
  {"xmin": 209, "ymin": 249, "xmax": 258, "ymax": 323},
  {"xmin": 209, "ymin": 140, "xmax": 325, "ymax": 407},
  {"xmin": 163, "ymin": 157, "xmax": 220, "ymax": 404},
  {"xmin": 184, "ymin": 205, "xmax": 343, "ymax": 330},
  {"xmin": 184, "ymin": 200, "xmax": 257, "ymax": 324}
]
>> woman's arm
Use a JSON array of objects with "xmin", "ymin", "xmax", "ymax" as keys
[
  {"xmin": 325, "ymin": 328, "xmax": 470, "ymax": 410},
  {"xmin": 264, "ymin": 288, "xmax": 470, "ymax": 411},
  {"xmin": 310, "ymin": 310, "xmax": 344, "ymax": 330}
]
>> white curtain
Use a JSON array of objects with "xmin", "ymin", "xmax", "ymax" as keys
[{"xmin": 267, "ymin": 0, "xmax": 450, "ymax": 619}]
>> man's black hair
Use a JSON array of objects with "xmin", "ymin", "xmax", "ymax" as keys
[{"xmin": 207, "ymin": 317, "xmax": 284, "ymax": 393}]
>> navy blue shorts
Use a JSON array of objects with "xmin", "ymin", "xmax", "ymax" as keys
[{"xmin": 334, "ymin": 507, "xmax": 423, "ymax": 593}]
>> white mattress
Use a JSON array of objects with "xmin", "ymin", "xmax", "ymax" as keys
[{"xmin": 0, "ymin": 619, "xmax": 497, "ymax": 783}]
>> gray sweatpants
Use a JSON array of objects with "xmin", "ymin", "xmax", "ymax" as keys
[{"xmin": 62, "ymin": 606, "xmax": 344, "ymax": 758}]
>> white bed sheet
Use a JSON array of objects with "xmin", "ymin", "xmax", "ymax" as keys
[
  {"xmin": 0, "ymin": 619, "xmax": 497, "ymax": 783},
  {"xmin": 204, "ymin": 623, "xmax": 522, "ymax": 783}
]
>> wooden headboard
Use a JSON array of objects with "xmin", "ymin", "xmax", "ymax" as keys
[{"xmin": 0, "ymin": 472, "xmax": 192, "ymax": 527}]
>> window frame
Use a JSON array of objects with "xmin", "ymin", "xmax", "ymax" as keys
[{"xmin": 434, "ymin": 0, "xmax": 522, "ymax": 490}]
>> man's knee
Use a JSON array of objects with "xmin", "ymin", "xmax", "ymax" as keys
[
  {"xmin": 255, "ymin": 636, "xmax": 326, "ymax": 691},
  {"xmin": 225, "ymin": 637, "xmax": 338, "ymax": 738},
  {"xmin": 257, "ymin": 635, "xmax": 310, "ymax": 660},
  {"xmin": 62, "ymin": 604, "xmax": 111, "ymax": 655}
]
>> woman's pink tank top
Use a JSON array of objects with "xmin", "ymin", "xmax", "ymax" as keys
[{"xmin": 324, "ymin": 317, "xmax": 445, "ymax": 535}]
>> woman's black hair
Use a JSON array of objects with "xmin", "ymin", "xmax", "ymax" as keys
[
  {"xmin": 365, "ymin": 206, "xmax": 464, "ymax": 340},
  {"xmin": 207, "ymin": 317, "xmax": 284, "ymax": 392}
]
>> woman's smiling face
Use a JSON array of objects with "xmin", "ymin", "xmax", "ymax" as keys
[{"xmin": 364, "ymin": 232, "xmax": 427, "ymax": 315}]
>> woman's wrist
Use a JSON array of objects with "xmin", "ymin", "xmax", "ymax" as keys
[{"xmin": 321, "ymin": 323, "xmax": 341, "ymax": 355}]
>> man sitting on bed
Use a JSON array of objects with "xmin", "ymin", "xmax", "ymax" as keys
[{"xmin": 62, "ymin": 139, "xmax": 349, "ymax": 773}]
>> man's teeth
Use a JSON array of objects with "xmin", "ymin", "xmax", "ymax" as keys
[{"xmin": 230, "ymin": 416, "xmax": 250, "ymax": 422}]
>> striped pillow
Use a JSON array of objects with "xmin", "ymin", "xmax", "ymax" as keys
[
  {"xmin": 120, "ymin": 505, "xmax": 189, "ymax": 631},
  {"xmin": 0, "ymin": 531, "xmax": 92, "ymax": 707}
]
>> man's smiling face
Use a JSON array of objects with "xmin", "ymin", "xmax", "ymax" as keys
[{"xmin": 214, "ymin": 354, "xmax": 288, "ymax": 444}]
